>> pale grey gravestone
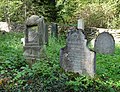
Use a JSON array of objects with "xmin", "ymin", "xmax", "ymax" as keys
[
  {"xmin": 0, "ymin": 22, "xmax": 11, "ymax": 32},
  {"xmin": 51, "ymin": 22, "xmax": 58, "ymax": 37},
  {"xmin": 23, "ymin": 15, "xmax": 45, "ymax": 63},
  {"xmin": 60, "ymin": 29, "xmax": 96, "ymax": 77},
  {"xmin": 94, "ymin": 32, "xmax": 115, "ymax": 54},
  {"xmin": 77, "ymin": 19, "xmax": 84, "ymax": 30}
]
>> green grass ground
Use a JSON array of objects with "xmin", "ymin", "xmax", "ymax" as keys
[{"xmin": 0, "ymin": 32, "xmax": 120, "ymax": 92}]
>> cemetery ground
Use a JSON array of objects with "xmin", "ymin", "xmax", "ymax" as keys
[{"xmin": 0, "ymin": 32, "xmax": 120, "ymax": 92}]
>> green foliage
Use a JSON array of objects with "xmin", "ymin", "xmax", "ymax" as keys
[
  {"xmin": 0, "ymin": 33, "xmax": 120, "ymax": 91},
  {"xmin": 74, "ymin": 2, "xmax": 119, "ymax": 28},
  {"xmin": 0, "ymin": 0, "xmax": 119, "ymax": 28},
  {"xmin": 30, "ymin": 0, "xmax": 79, "ymax": 23},
  {"xmin": 0, "ymin": 32, "xmax": 26, "ymax": 90},
  {"xmin": 96, "ymin": 46, "xmax": 120, "ymax": 81},
  {"xmin": 57, "ymin": 0, "xmax": 79, "ymax": 23},
  {"xmin": 0, "ymin": 0, "xmax": 24, "ymax": 23},
  {"xmin": 0, "ymin": 0, "xmax": 79, "ymax": 23}
]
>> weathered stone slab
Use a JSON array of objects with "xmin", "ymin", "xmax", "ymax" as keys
[
  {"xmin": 23, "ymin": 15, "xmax": 45, "ymax": 61},
  {"xmin": 60, "ymin": 29, "xmax": 95, "ymax": 77},
  {"xmin": 44, "ymin": 24, "xmax": 48, "ymax": 45},
  {"xmin": 94, "ymin": 32, "xmax": 115, "ymax": 54},
  {"xmin": 51, "ymin": 22, "xmax": 58, "ymax": 37}
]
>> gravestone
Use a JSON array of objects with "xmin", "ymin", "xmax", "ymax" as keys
[
  {"xmin": 26, "ymin": 15, "xmax": 40, "ymax": 26},
  {"xmin": 77, "ymin": 19, "xmax": 84, "ymax": 30},
  {"xmin": 44, "ymin": 24, "xmax": 48, "ymax": 45},
  {"xmin": 94, "ymin": 32, "xmax": 115, "ymax": 54},
  {"xmin": 51, "ymin": 22, "xmax": 58, "ymax": 37},
  {"xmin": 23, "ymin": 15, "xmax": 45, "ymax": 62},
  {"xmin": 60, "ymin": 29, "xmax": 96, "ymax": 77}
]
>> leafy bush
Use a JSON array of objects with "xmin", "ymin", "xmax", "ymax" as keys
[{"xmin": 73, "ymin": 2, "xmax": 119, "ymax": 28}]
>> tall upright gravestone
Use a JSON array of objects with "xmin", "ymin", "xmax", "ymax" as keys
[
  {"xmin": 94, "ymin": 32, "xmax": 115, "ymax": 54},
  {"xmin": 51, "ymin": 22, "xmax": 58, "ymax": 38},
  {"xmin": 44, "ymin": 24, "xmax": 48, "ymax": 45},
  {"xmin": 23, "ymin": 15, "xmax": 45, "ymax": 62},
  {"xmin": 60, "ymin": 29, "xmax": 96, "ymax": 77}
]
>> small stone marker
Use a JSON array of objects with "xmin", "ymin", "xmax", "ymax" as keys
[
  {"xmin": 0, "ymin": 22, "xmax": 10, "ymax": 32},
  {"xmin": 77, "ymin": 19, "xmax": 84, "ymax": 30},
  {"xmin": 23, "ymin": 15, "xmax": 45, "ymax": 62},
  {"xmin": 51, "ymin": 22, "xmax": 58, "ymax": 37},
  {"xmin": 60, "ymin": 29, "xmax": 95, "ymax": 77},
  {"xmin": 94, "ymin": 32, "xmax": 115, "ymax": 54}
]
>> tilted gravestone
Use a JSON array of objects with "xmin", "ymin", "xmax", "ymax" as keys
[
  {"xmin": 23, "ymin": 15, "xmax": 45, "ymax": 62},
  {"xmin": 60, "ymin": 29, "xmax": 96, "ymax": 77},
  {"xmin": 94, "ymin": 32, "xmax": 115, "ymax": 54},
  {"xmin": 51, "ymin": 22, "xmax": 58, "ymax": 37}
]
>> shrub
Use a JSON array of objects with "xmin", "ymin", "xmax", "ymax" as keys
[{"xmin": 73, "ymin": 2, "xmax": 119, "ymax": 28}]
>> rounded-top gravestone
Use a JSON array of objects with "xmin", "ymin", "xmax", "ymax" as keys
[
  {"xmin": 26, "ymin": 15, "xmax": 40, "ymax": 26},
  {"xmin": 94, "ymin": 32, "xmax": 115, "ymax": 54}
]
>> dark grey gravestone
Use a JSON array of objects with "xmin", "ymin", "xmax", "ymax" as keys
[
  {"xmin": 60, "ymin": 29, "xmax": 95, "ymax": 77},
  {"xmin": 94, "ymin": 32, "xmax": 115, "ymax": 54},
  {"xmin": 38, "ymin": 16, "xmax": 45, "ymax": 45},
  {"xmin": 44, "ymin": 24, "xmax": 48, "ymax": 45},
  {"xmin": 51, "ymin": 23, "xmax": 58, "ymax": 37}
]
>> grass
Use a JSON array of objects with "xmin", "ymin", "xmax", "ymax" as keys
[{"xmin": 0, "ymin": 32, "xmax": 120, "ymax": 91}]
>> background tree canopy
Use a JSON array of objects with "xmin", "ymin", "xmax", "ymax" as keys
[{"xmin": 0, "ymin": 0, "xmax": 119, "ymax": 28}]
